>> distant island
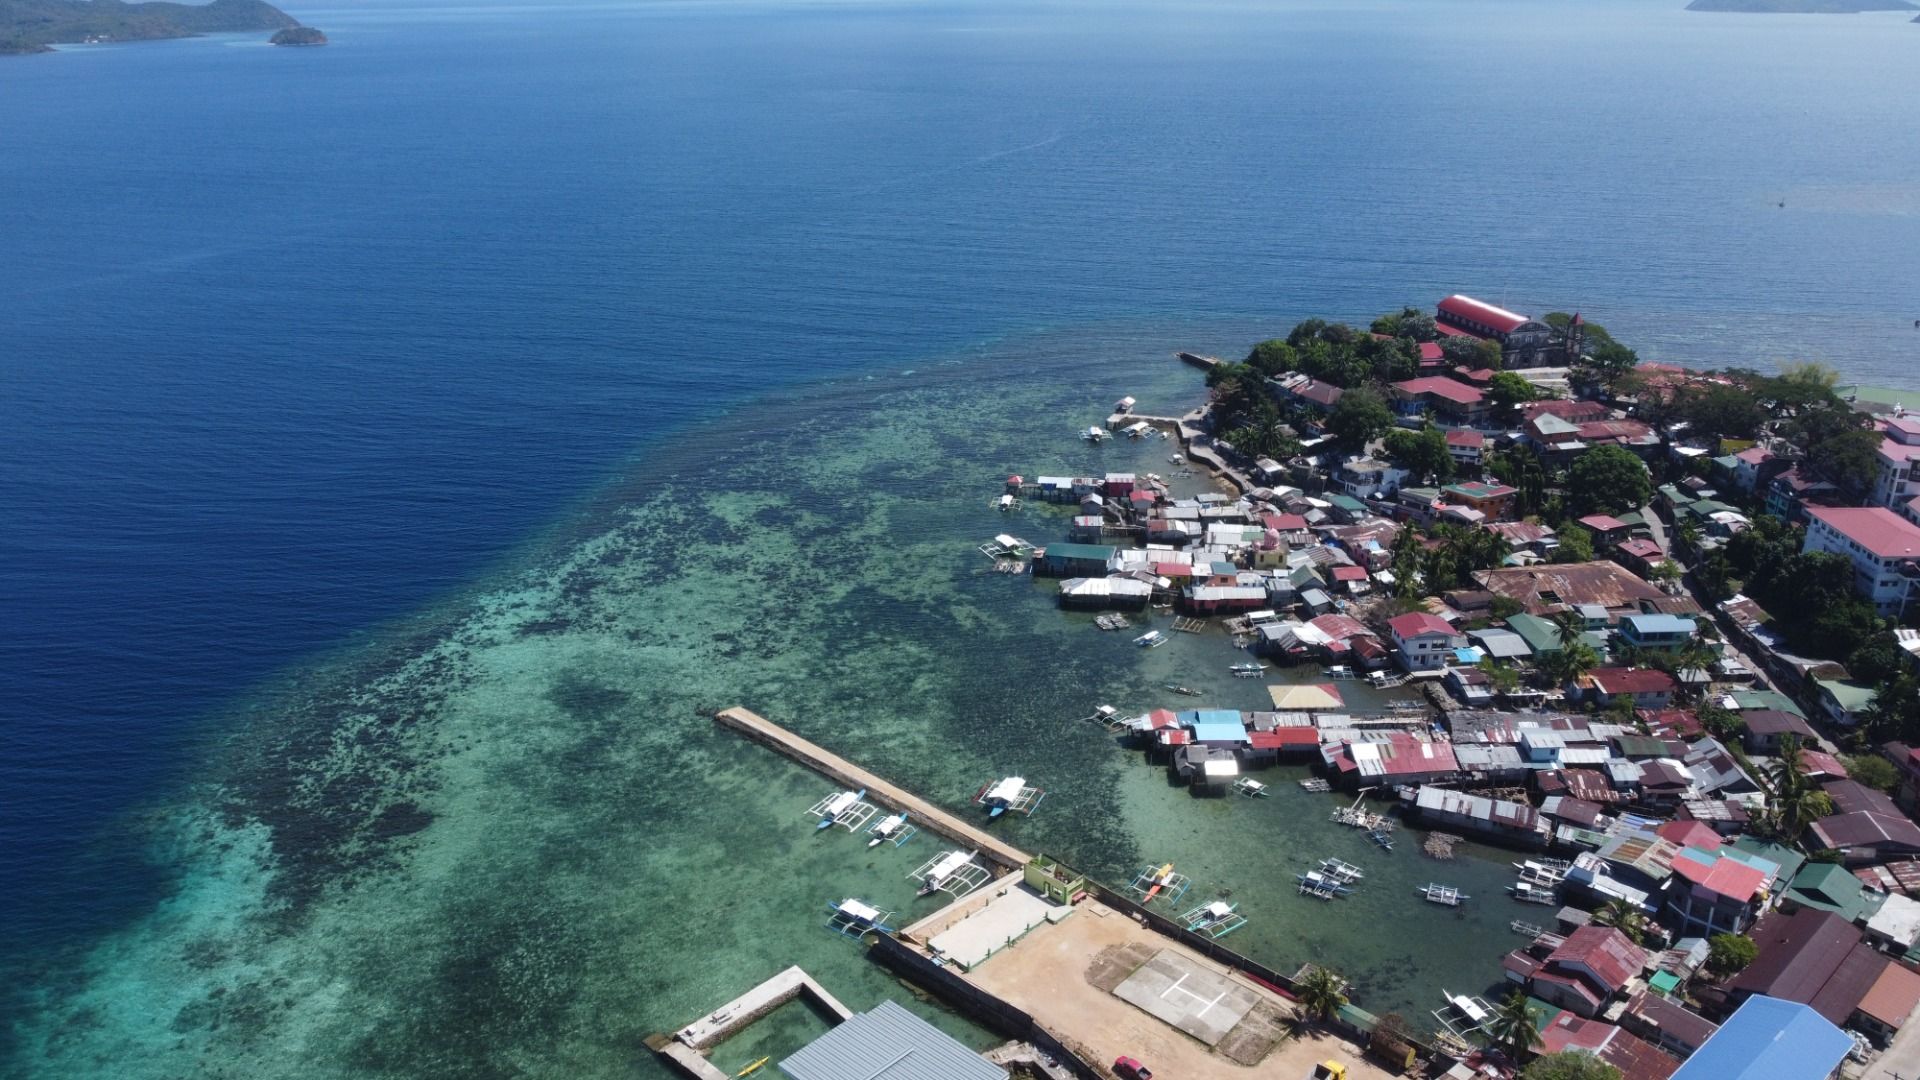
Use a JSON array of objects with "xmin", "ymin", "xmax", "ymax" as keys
[
  {"xmin": 269, "ymin": 25, "xmax": 323, "ymax": 45},
  {"xmin": 1686, "ymin": 0, "xmax": 1915, "ymax": 10},
  {"xmin": 1, "ymin": 0, "xmax": 300, "ymax": 56}
]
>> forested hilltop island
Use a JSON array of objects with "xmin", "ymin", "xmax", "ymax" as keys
[
  {"xmin": 1687, "ymin": 0, "xmax": 1915, "ymax": 12},
  {"xmin": 0, "ymin": 0, "xmax": 301, "ymax": 55}
]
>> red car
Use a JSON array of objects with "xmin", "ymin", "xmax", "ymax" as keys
[{"xmin": 1113, "ymin": 1056, "xmax": 1153, "ymax": 1080}]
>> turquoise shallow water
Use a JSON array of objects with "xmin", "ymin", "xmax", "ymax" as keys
[{"xmin": 9, "ymin": 326, "xmax": 1557, "ymax": 1075}]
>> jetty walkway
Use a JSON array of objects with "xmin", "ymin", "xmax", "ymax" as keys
[
  {"xmin": 714, "ymin": 707, "xmax": 1031, "ymax": 871},
  {"xmin": 649, "ymin": 965, "xmax": 852, "ymax": 1080}
]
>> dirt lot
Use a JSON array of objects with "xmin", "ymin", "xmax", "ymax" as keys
[{"xmin": 960, "ymin": 901, "xmax": 1411, "ymax": 1080}]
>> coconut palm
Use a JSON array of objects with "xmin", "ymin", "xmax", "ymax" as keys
[
  {"xmin": 1550, "ymin": 608, "xmax": 1586, "ymax": 651},
  {"xmin": 1593, "ymin": 898, "xmax": 1648, "ymax": 945},
  {"xmin": 1485, "ymin": 990, "xmax": 1544, "ymax": 1063},
  {"xmin": 1294, "ymin": 966, "xmax": 1348, "ymax": 1025}
]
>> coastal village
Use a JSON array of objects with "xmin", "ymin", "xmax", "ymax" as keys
[{"xmin": 660, "ymin": 296, "xmax": 1920, "ymax": 1080}]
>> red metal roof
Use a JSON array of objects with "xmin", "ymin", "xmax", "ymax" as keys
[
  {"xmin": 1263, "ymin": 512, "xmax": 1308, "ymax": 531},
  {"xmin": 1590, "ymin": 667, "xmax": 1677, "ymax": 695},
  {"xmin": 1808, "ymin": 506, "xmax": 1920, "ymax": 560},
  {"xmin": 1433, "ymin": 321, "xmax": 1480, "ymax": 339},
  {"xmin": 1579, "ymin": 514, "xmax": 1628, "ymax": 532},
  {"xmin": 1387, "ymin": 612, "xmax": 1456, "ymax": 639},
  {"xmin": 1438, "ymin": 294, "xmax": 1531, "ymax": 334},
  {"xmin": 1616, "ymin": 539, "xmax": 1664, "ymax": 560},
  {"xmin": 1330, "ymin": 565, "xmax": 1369, "ymax": 582},
  {"xmin": 1393, "ymin": 376, "xmax": 1485, "ymax": 406},
  {"xmin": 1418, "ymin": 341, "xmax": 1445, "ymax": 361},
  {"xmin": 1445, "ymin": 429, "xmax": 1485, "ymax": 448},
  {"xmin": 1670, "ymin": 850, "xmax": 1768, "ymax": 902},
  {"xmin": 1656, "ymin": 820, "xmax": 1723, "ymax": 851},
  {"xmin": 1549, "ymin": 925, "xmax": 1649, "ymax": 993},
  {"xmin": 1249, "ymin": 728, "xmax": 1318, "ymax": 749}
]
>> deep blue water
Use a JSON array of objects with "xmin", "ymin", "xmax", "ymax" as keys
[{"xmin": 4, "ymin": 0, "xmax": 1920, "ymax": 1016}]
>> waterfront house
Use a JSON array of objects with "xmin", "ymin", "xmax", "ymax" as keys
[
  {"xmin": 1667, "ymin": 995, "xmax": 1852, "ymax": 1080},
  {"xmin": 1057, "ymin": 576, "xmax": 1154, "ymax": 610},
  {"xmin": 1446, "ymin": 665, "xmax": 1495, "ymax": 706},
  {"xmin": 1326, "ymin": 733, "xmax": 1460, "ymax": 786},
  {"xmin": 1408, "ymin": 785, "xmax": 1548, "ymax": 846},
  {"xmin": 1271, "ymin": 371, "xmax": 1345, "ymax": 413},
  {"xmin": 1801, "ymin": 506, "xmax": 1920, "ymax": 617},
  {"xmin": 1434, "ymin": 294, "xmax": 1556, "ymax": 367},
  {"xmin": 1181, "ymin": 582, "xmax": 1270, "ymax": 615},
  {"xmin": 1570, "ymin": 667, "xmax": 1677, "ymax": 709},
  {"xmin": 1617, "ymin": 613, "xmax": 1697, "ymax": 654},
  {"xmin": 1386, "ymin": 611, "xmax": 1463, "ymax": 672},
  {"xmin": 1033, "ymin": 542, "xmax": 1117, "ymax": 578},
  {"xmin": 1525, "ymin": 925, "xmax": 1650, "ymax": 1018}
]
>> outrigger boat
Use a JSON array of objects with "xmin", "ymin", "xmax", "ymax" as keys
[
  {"xmin": 1318, "ymin": 858, "xmax": 1365, "ymax": 883},
  {"xmin": 1232, "ymin": 777, "xmax": 1271, "ymax": 797},
  {"xmin": 1162, "ymin": 683, "xmax": 1202, "ymax": 696},
  {"xmin": 918, "ymin": 850, "xmax": 975, "ymax": 896},
  {"xmin": 1134, "ymin": 630, "xmax": 1168, "ymax": 648},
  {"xmin": 1142, "ymin": 863, "xmax": 1177, "ymax": 903},
  {"xmin": 1510, "ymin": 881, "xmax": 1558, "ymax": 906},
  {"xmin": 981, "ymin": 777, "xmax": 1023, "ymax": 818},
  {"xmin": 1187, "ymin": 901, "xmax": 1241, "ymax": 931},
  {"xmin": 1368, "ymin": 827, "xmax": 1395, "ymax": 851},
  {"xmin": 1417, "ymin": 883, "xmax": 1468, "ymax": 907},
  {"xmin": 1083, "ymin": 426, "xmax": 1109, "ymax": 442},
  {"xmin": 825, "ymin": 897, "xmax": 895, "ymax": 936},
  {"xmin": 867, "ymin": 812, "xmax": 909, "ymax": 848},
  {"xmin": 1229, "ymin": 662, "xmax": 1266, "ymax": 678},
  {"xmin": 735, "ymin": 1057, "xmax": 771, "ymax": 1078},
  {"xmin": 815, "ymin": 788, "xmax": 866, "ymax": 831},
  {"xmin": 1296, "ymin": 871, "xmax": 1353, "ymax": 899}
]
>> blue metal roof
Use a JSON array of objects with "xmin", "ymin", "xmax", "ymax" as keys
[
  {"xmin": 1190, "ymin": 722, "xmax": 1250, "ymax": 744},
  {"xmin": 1622, "ymin": 613, "xmax": 1698, "ymax": 635},
  {"xmin": 1669, "ymin": 995, "xmax": 1852, "ymax": 1080},
  {"xmin": 779, "ymin": 1000, "xmax": 1006, "ymax": 1080},
  {"xmin": 1190, "ymin": 709, "xmax": 1243, "ymax": 726}
]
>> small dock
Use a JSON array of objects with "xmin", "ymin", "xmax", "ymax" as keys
[
  {"xmin": 715, "ymin": 707, "xmax": 1031, "ymax": 871},
  {"xmin": 647, "ymin": 965, "xmax": 854, "ymax": 1080}
]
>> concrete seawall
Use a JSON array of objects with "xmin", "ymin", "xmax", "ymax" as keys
[{"xmin": 713, "ymin": 707, "xmax": 1031, "ymax": 872}]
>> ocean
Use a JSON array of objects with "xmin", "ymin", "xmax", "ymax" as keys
[{"xmin": 3, "ymin": 0, "xmax": 1918, "ymax": 1074}]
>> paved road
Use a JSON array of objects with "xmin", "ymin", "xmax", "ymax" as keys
[{"xmin": 1642, "ymin": 503, "xmax": 1841, "ymax": 755}]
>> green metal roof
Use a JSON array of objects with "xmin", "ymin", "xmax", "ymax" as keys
[
  {"xmin": 1649, "ymin": 970, "xmax": 1682, "ymax": 996},
  {"xmin": 1730, "ymin": 689, "xmax": 1804, "ymax": 719},
  {"xmin": 1327, "ymin": 494, "xmax": 1367, "ymax": 513},
  {"xmin": 1785, "ymin": 862, "xmax": 1881, "ymax": 922},
  {"xmin": 1816, "ymin": 679, "xmax": 1878, "ymax": 714},
  {"xmin": 1730, "ymin": 837, "xmax": 1805, "ymax": 885}
]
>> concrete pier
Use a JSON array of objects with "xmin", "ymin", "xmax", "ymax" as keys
[
  {"xmin": 714, "ymin": 707, "xmax": 1033, "ymax": 872},
  {"xmin": 647, "ymin": 965, "xmax": 853, "ymax": 1080}
]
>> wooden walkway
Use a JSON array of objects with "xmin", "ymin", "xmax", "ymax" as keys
[{"xmin": 714, "ymin": 707, "xmax": 1032, "ymax": 871}]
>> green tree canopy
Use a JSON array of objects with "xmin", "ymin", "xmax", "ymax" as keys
[
  {"xmin": 1809, "ymin": 427, "xmax": 1884, "ymax": 495},
  {"xmin": 1844, "ymin": 754, "xmax": 1898, "ymax": 794},
  {"xmin": 1326, "ymin": 386, "xmax": 1394, "ymax": 452},
  {"xmin": 1294, "ymin": 966, "xmax": 1347, "ymax": 1022},
  {"xmin": 1708, "ymin": 932, "xmax": 1759, "ymax": 976},
  {"xmin": 1245, "ymin": 339, "xmax": 1298, "ymax": 377},
  {"xmin": 1486, "ymin": 991, "xmax": 1545, "ymax": 1063},
  {"xmin": 1554, "ymin": 524, "xmax": 1596, "ymax": 564},
  {"xmin": 1487, "ymin": 371, "xmax": 1540, "ymax": 414},
  {"xmin": 1381, "ymin": 426, "xmax": 1456, "ymax": 483},
  {"xmin": 1372, "ymin": 307, "xmax": 1438, "ymax": 343},
  {"xmin": 1567, "ymin": 446, "xmax": 1652, "ymax": 517},
  {"xmin": 1581, "ymin": 341, "xmax": 1639, "ymax": 393},
  {"xmin": 1521, "ymin": 1051, "xmax": 1621, "ymax": 1080}
]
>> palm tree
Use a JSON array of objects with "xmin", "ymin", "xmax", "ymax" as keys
[
  {"xmin": 1593, "ymin": 898, "xmax": 1648, "ymax": 945},
  {"xmin": 1549, "ymin": 608, "xmax": 1586, "ymax": 651},
  {"xmin": 1294, "ymin": 966, "xmax": 1347, "ymax": 1025},
  {"xmin": 1485, "ymin": 990, "xmax": 1544, "ymax": 1064}
]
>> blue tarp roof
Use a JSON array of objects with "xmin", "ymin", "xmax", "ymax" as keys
[
  {"xmin": 1454, "ymin": 647, "xmax": 1484, "ymax": 664},
  {"xmin": 1189, "ymin": 722, "xmax": 1250, "ymax": 744},
  {"xmin": 1669, "ymin": 995, "xmax": 1852, "ymax": 1080}
]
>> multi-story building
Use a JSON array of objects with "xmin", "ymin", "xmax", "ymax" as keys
[
  {"xmin": 1872, "ymin": 415, "xmax": 1920, "ymax": 510},
  {"xmin": 1802, "ymin": 506, "xmax": 1920, "ymax": 616},
  {"xmin": 1434, "ymin": 294, "xmax": 1556, "ymax": 367}
]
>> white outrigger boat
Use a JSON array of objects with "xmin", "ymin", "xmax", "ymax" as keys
[
  {"xmin": 917, "ymin": 850, "xmax": 978, "ymax": 896},
  {"xmin": 813, "ymin": 788, "xmax": 868, "ymax": 831},
  {"xmin": 1232, "ymin": 777, "xmax": 1271, "ymax": 797},
  {"xmin": 1134, "ymin": 630, "xmax": 1168, "ymax": 648},
  {"xmin": 1510, "ymin": 881, "xmax": 1559, "ymax": 905},
  {"xmin": 1183, "ymin": 900, "xmax": 1248, "ymax": 938},
  {"xmin": 867, "ymin": 812, "xmax": 911, "ymax": 848},
  {"xmin": 1318, "ymin": 858, "xmax": 1365, "ymax": 883},
  {"xmin": 1083, "ymin": 426, "xmax": 1109, "ymax": 442},
  {"xmin": 1418, "ymin": 883, "xmax": 1468, "ymax": 906},
  {"xmin": 825, "ymin": 897, "xmax": 895, "ymax": 937},
  {"xmin": 975, "ymin": 776, "xmax": 1045, "ymax": 818},
  {"xmin": 1296, "ymin": 871, "xmax": 1353, "ymax": 900},
  {"xmin": 1229, "ymin": 662, "xmax": 1267, "ymax": 678}
]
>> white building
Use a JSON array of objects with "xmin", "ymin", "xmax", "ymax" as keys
[
  {"xmin": 1873, "ymin": 416, "xmax": 1920, "ymax": 510},
  {"xmin": 1803, "ymin": 506, "xmax": 1920, "ymax": 616},
  {"xmin": 1386, "ymin": 612, "xmax": 1464, "ymax": 672}
]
